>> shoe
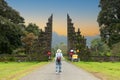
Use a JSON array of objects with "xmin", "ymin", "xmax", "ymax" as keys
[{"xmin": 59, "ymin": 71, "xmax": 62, "ymax": 72}]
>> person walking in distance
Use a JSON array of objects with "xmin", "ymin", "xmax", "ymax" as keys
[{"xmin": 55, "ymin": 49, "xmax": 63, "ymax": 73}]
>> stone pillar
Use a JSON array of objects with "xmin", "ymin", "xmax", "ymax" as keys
[
  {"xmin": 37, "ymin": 15, "xmax": 53, "ymax": 61},
  {"xmin": 67, "ymin": 14, "xmax": 88, "ymax": 61},
  {"xmin": 67, "ymin": 14, "xmax": 76, "ymax": 51}
]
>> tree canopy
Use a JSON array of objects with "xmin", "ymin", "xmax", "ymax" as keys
[
  {"xmin": 97, "ymin": 0, "xmax": 120, "ymax": 47},
  {"xmin": 0, "ymin": 0, "xmax": 24, "ymax": 24},
  {"xmin": 0, "ymin": 0, "xmax": 24, "ymax": 54},
  {"xmin": 25, "ymin": 23, "xmax": 40, "ymax": 36}
]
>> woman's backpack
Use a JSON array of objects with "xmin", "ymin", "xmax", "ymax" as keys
[{"xmin": 57, "ymin": 56, "xmax": 61, "ymax": 62}]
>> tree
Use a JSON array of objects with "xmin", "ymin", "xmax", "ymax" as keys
[
  {"xmin": 0, "ymin": 0, "xmax": 24, "ymax": 24},
  {"xmin": 91, "ymin": 38, "xmax": 110, "ymax": 56},
  {"xmin": 21, "ymin": 33, "xmax": 36, "ymax": 54},
  {"xmin": 0, "ymin": 0, "xmax": 24, "ymax": 54},
  {"xmin": 58, "ymin": 42, "xmax": 67, "ymax": 55},
  {"xmin": 111, "ymin": 42, "xmax": 120, "ymax": 56},
  {"xmin": 0, "ymin": 16, "xmax": 23, "ymax": 54},
  {"xmin": 25, "ymin": 23, "xmax": 40, "ymax": 36},
  {"xmin": 97, "ymin": 0, "xmax": 120, "ymax": 47}
]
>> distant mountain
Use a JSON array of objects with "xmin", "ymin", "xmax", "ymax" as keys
[
  {"xmin": 52, "ymin": 32, "xmax": 67, "ymax": 47},
  {"xmin": 52, "ymin": 32, "xmax": 100, "ymax": 48}
]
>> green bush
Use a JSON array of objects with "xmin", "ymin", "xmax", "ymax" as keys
[
  {"xmin": 8, "ymin": 57, "xmax": 16, "ymax": 61},
  {"xmin": 112, "ymin": 42, "xmax": 120, "ymax": 56},
  {"xmin": 105, "ymin": 52, "xmax": 112, "ymax": 57}
]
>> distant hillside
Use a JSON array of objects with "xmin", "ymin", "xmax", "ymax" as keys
[
  {"xmin": 85, "ymin": 35, "xmax": 100, "ymax": 47},
  {"xmin": 52, "ymin": 32, "xmax": 67, "ymax": 47},
  {"xmin": 52, "ymin": 32, "xmax": 100, "ymax": 48}
]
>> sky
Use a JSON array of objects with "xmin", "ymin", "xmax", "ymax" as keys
[{"xmin": 6, "ymin": 0, "xmax": 100, "ymax": 36}]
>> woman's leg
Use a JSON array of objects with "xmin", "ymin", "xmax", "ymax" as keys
[
  {"xmin": 56, "ymin": 62, "xmax": 59, "ymax": 72},
  {"xmin": 59, "ymin": 62, "xmax": 62, "ymax": 72}
]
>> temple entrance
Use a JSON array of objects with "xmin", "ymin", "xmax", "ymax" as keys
[{"xmin": 27, "ymin": 14, "xmax": 89, "ymax": 61}]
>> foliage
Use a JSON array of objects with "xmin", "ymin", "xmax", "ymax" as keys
[
  {"xmin": 21, "ymin": 33, "xmax": 36, "ymax": 54},
  {"xmin": 12, "ymin": 48, "xmax": 25, "ymax": 54},
  {"xmin": 0, "ymin": 0, "xmax": 25, "ymax": 54},
  {"xmin": 0, "ymin": 0, "xmax": 50, "ymax": 62},
  {"xmin": 111, "ymin": 42, "xmax": 120, "ymax": 56},
  {"xmin": 23, "ymin": 23, "xmax": 42, "ymax": 60},
  {"xmin": 0, "ymin": 0, "xmax": 24, "ymax": 24},
  {"xmin": 73, "ymin": 62, "xmax": 120, "ymax": 80},
  {"xmin": 91, "ymin": 38, "xmax": 110, "ymax": 56},
  {"xmin": 53, "ymin": 42, "xmax": 67, "ymax": 56},
  {"xmin": 51, "ymin": 43, "xmax": 67, "ymax": 61},
  {"xmin": 25, "ymin": 23, "xmax": 40, "ymax": 36},
  {"xmin": 0, "ymin": 16, "xmax": 23, "ymax": 54},
  {"xmin": 97, "ymin": 0, "xmax": 120, "ymax": 47}
]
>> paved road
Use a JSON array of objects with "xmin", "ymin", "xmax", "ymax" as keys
[{"xmin": 20, "ymin": 61, "xmax": 101, "ymax": 80}]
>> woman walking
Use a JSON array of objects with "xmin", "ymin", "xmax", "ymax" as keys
[{"xmin": 55, "ymin": 49, "xmax": 63, "ymax": 73}]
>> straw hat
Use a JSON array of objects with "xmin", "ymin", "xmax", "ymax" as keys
[{"xmin": 57, "ymin": 49, "xmax": 61, "ymax": 53}]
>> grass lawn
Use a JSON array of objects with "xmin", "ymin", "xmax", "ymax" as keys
[
  {"xmin": 0, "ymin": 62, "xmax": 48, "ymax": 80},
  {"xmin": 73, "ymin": 62, "xmax": 120, "ymax": 80}
]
